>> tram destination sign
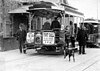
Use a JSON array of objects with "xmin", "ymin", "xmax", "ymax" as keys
[{"xmin": 43, "ymin": 32, "xmax": 55, "ymax": 45}]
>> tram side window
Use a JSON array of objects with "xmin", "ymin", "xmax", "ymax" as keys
[
  {"xmin": 87, "ymin": 24, "xmax": 94, "ymax": 34},
  {"xmin": 92, "ymin": 23, "xmax": 98, "ymax": 33},
  {"xmin": 84, "ymin": 23, "xmax": 93, "ymax": 34},
  {"xmin": 31, "ymin": 18, "xmax": 37, "ymax": 30}
]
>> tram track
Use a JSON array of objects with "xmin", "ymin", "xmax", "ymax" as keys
[
  {"xmin": 82, "ymin": 60, "xmax": 99, "ymax": 71},
  {"xmin": 66, "ymin": 54, "xmax": 100, "ymax": 71}
]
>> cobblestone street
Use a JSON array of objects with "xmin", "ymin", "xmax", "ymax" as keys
[{"xmin": 0, "ymin": 48, "xmax": 100, "ymax": 71}]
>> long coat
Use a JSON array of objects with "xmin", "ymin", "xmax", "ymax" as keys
[
  {"xmin": 77, "ymin": 28, "xmax": 88, "ymax": 46},
  {"xmin": 15, "ymin": 29, "xmax": 27, "ymax": 42},
  {"xmin": 51, "ymin": 20, "xmax": 61, "ymax": 29}
]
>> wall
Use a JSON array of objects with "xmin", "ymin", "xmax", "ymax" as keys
[
  {"xmin": 0, "ymin": 0, "xmax": 21, "ymax": 51},
  {"xmin": 1, "ymin": 0, "xmax": 21, "ymax": 38}
]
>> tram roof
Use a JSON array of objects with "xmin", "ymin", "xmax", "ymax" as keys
[
  {"xmin": 84, "ymin": 20, "xmax": 100, "ymax": 24},
  {"xmin": 84, "ymin": 18, "xmax": 100, "ymax": 24},
  {"xmin": 8, "ymin": 1, "xmax": 84, "ymax": 18},
  {"xmin": 28, "ymin": 1, "xmax": 64, "ymax": 11}
]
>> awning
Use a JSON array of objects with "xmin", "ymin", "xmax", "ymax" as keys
[
  {"xmin": 65, "ymin": 11, "xmax": 84, "ymax": 18},
  {"xmin": 8, "ymin": 5, "xmax": 32, "ymax": 14},
  {"xmin": 65, "ymin": 6, "xmax": 84, "ymax": 18}
]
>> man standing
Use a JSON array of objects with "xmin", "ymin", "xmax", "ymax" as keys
[
  {"xmin": 51, "ymin": 17, "xmax": 61, "ymax": 43},
  {"xmin": 77, "ymin": 24, "xmax": 88, "ymax": 54},
  {"xmin": 51, "ymin": 17, "xmax": 61, "ymax": 30},
  {"xmin": 65, "ymin": 26, "xmax": 70, "ymax": 48},
  {"xmin": 15, "ymin": 23, "xmax": 27, "ymax": 53}
]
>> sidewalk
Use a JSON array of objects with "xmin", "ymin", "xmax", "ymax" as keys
[{"xmin": 0, "ymin": 48, "xmax": 100, "ymax": 71}]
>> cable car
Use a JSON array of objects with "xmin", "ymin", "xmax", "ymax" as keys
[
  {"xmin": 22, "ymin": 1, "xmax": 84, "ymax": 54},
  {"xmin": 23, "ymin": 1, "xmax": 65, "ymax": 54},
  {"xmin": 83, "ymin": 19, "xmax": 100, "ymax": 48}
]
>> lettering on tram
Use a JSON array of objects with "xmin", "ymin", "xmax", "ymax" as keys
[
  {"xmin": 43, "ymin": 32, "xmax": 55, "ymax": 45},
  {"xmin": 26, "ymin": 32, "xmax": 34, "ymax": 43}
]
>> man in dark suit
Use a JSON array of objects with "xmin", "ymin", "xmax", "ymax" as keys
[
  {"xmin": 77, "ymin": 25, "xmax": 88, "ymax": 54},
  {"xmin": 51, "ymin": 17, "xmax": 61, "ymax": 30},
  {"xmin": 15, "ymin": 24, "xmax": 27, "ymax": 53},
  {"xmin": 51, "ymin": 17, "xmax": 61, "ymax": 43}
]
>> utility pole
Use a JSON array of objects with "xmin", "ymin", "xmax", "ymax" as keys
[
  {"xmin": 2, "ymin": 0, "xmax": 5, "ymax": 32},
  {"xmin": 97, "ymin": 0, "xmax": 98, "ymax": 21},
  {"xmin": 2, "ymin": 0, "xmax": 5, "ymax": 21},
  {"xmin": 97, "ymin": 0, "xmax": 100, "ymax": 45}
]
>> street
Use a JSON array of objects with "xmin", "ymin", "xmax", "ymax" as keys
[{"xmin": 0, "ymin": 48, "xmax": 100, "ymax": 71}]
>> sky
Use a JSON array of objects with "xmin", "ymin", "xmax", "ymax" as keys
[{"xmin": 68, "ymin": 0, "xmax": 100, "ymax": 20}]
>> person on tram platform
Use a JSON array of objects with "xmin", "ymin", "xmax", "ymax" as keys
[
  {"xmin": 51, "ymin": 17, "xmax": 61, "ymax": 30},
  {"xmin": 51, "ymin": 17, "xmax": 61, "ymax": 43}
]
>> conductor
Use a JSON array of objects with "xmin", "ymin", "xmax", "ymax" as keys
[{"xmin": 51, "ymin": 17, "xmax": 61, "ymax": 30}]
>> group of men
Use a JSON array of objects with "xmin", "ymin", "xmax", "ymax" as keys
[
  {"xmin": 14, "ymin": 17, "xmax": 88, "ymax": 55},
  {"xmin": 14, "ymin": 17, "xmax": 61, "ymax": 53},
  {"xmin": 65, "ymin": 22, "xmax": 88, "ymax": 54}
]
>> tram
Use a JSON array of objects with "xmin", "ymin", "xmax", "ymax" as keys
[
  {"xmin": 22, "ymin": 1, "xmax": 84, "ymax": 54},
  {"xmin": 23, "ymin": 1, "xmax": 64, "ymax": 54},
  {"xmin": 83, "ymin": 19, "xmax": 100, "ymax": 48}
]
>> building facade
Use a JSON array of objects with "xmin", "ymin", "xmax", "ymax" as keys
[{"xmin": 0, "ymin": 0, "xmax": 21, "ymax": 51}]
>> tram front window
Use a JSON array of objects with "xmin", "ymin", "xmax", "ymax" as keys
[
  {"xmin": 51, "ymin": 17, "xmax": 61, "ymax": 30},
  {"xmin": 84, "ymin": 23, "xmax": 98, "ymax": 34},
  {"xmin": 91, "ymin": 23, "xmax": 98, "ymax": 33}
]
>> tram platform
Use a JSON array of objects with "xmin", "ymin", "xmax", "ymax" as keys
[{"xmin": 36, "ymin": 42, "xmax": 79, "ymax": 55}]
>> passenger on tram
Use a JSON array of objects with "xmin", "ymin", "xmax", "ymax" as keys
[
  {"xmin": 43, "ymin": 21, "xmax": 51, "ymax": 30},
  {"xmin": 51, "ymin": 17, "xmax": 61, "ymax": 30},
  {"xmin": 51, "ymin": 17, "xmax": 61, "ymax": 43}
]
